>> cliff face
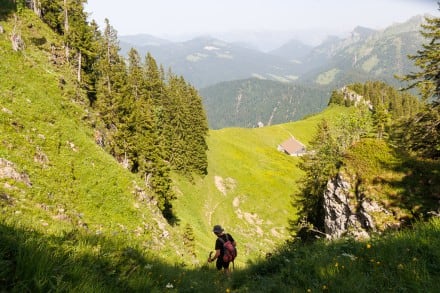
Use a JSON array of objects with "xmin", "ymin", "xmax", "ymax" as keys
[{"xmin": 323, "ymin": 172, "xmax": 398, "ymax": 240}]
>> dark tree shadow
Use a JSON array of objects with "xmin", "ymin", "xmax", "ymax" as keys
[
  {"xmin": 30, "ymin": 36, "xmax": 47, "ymax": 47},
  {"xmin": 380, "ymin": 151, "xmax": 440, "ymax": 218},
  {"xmin": 0, "ymin": 222, "xmax": 228, "ymax": 292},
  {"xmin": 0, "ymin": 0, "xmax": 16, "ymax": 21}
]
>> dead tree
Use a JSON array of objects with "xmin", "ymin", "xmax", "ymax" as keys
[{"xmin": 11, "ymin": 14, "xmax": 25, "ymax": 51}]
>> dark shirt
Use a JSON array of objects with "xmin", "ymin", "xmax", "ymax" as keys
[{"xmin": 215, "ymin": 233, "xmax": 235, "ymax": 258}]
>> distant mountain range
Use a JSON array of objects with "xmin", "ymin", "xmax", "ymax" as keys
[
  {"xmin": 120, "ymin": 15, "xmax": 429, "ymax": 128},
  {"xmin": 120, "ymin": 15, "xmax": 426, "ymax": 89},
  {"xmin": 298, "ymin": 15, "xmax": 426, "ymax": 88},
  {"xmin": 119, "ymin": 35, "xmax": 303, "ymax": 88}
]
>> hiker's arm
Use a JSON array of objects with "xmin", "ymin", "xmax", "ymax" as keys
[{"xmin": 208, "ymin": 249, "xmax": 221, "ymax": 262}]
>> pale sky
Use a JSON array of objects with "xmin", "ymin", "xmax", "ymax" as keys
[{"xmin": 85, "ymin": 0, "xmax": 438, "ymax": 40}]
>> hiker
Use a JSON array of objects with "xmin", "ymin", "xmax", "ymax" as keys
[{"xmin": 208, "ymin": 225, "xmax": 237, "ymax": 274}]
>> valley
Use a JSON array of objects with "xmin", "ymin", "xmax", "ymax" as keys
[{"xmin": 0, "ymin": 1, "xmax": 439, "ymax": 292}]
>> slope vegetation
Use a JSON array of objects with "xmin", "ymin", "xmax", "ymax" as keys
[
  {"xmin": 0, "ymin": 6, "xmax": 181, "ymax": 264},
  {"xmin": 1, "ymin": 5, "xmax": 439, "ymax": 292}
]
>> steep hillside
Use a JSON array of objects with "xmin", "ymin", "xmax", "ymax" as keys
[
  {"xmin": 0, "ymin": 7, "xmax": 181, "ymax": 262},
  {"xmin": 200, "ymin": 78, "xmax": 331, "ymax": 129},
  {"xmin": 299, "ymin": 15, "xmax": 427, "ymax": 87},
  {"xmin": 172, "ymin": 105, "xmax": 353, "ymax": 262}
]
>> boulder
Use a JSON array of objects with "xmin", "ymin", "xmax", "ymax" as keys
[{"xmin": 323, "ymin": 172, "xmax": 392, "ymax": 240}]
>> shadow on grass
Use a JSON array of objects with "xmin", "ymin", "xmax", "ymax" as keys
[
  {"xmin": 1, "ymin": 218, "xmax": 439, "ymax": 292},
  {"xmin": 378, "ymin": 150, "xmax": 440, "ymax": 219},
  {"xmin": 0, "ymin": 222, "xmax": 229, "ymax": 292}
]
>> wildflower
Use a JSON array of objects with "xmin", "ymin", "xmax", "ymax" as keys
[
  {"xmin": 307, "ymin": 289, "xmax": 312, "ymax": 292},
  {"xmin": 366, "ymin": 243, "xmax": 371, "ymax": 249},
  {"xmin": 322, "ymin": 285, "xmax": 328, "ymax": 290},
  {"xmin": 335, "ymin": 262, "xmax": 339, "ymax": 267},
  {"xmin": 166, "ymin": 283, "xmax": 174, "ymax": 289},
  {"xmin": 226, "ymin": 289, "xmax": 231, "ymax": 293}
]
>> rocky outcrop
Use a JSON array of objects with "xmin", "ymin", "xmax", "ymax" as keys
[
  {"xmin": 341, "ymin": 86, "xmax": 373, "ymax": 110},
  {"xmin": 0, "ymin": 158, "xmax": 32, "ymax": 187},
  {"xmin": 323, "ymin": 172, "xmax": 393, "ymax": 240}
]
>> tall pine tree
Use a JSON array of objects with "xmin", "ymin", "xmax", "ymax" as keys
[{"xmin": 397, "ymin": 12, "xmax": 440, "ymax": 159}]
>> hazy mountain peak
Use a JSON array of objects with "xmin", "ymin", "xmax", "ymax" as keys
[
  {"xmin": 119, "ymin": 33, "xmax": 171, "ymax": 46},
  {"xmin": 382, "ymin": 14, "xmax": 428, "ymax": 35},
  {"xmin": 352, "ymin": 26, "xmax": 376, "ymax": 37}
]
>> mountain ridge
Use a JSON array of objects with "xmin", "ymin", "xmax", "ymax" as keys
[{"xmin": 119, "ymin": 14, "xmax": 429, "ymax": 90}]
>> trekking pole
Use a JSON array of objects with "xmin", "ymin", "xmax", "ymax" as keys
[
  {"xmin": 202, "ymin": 251, "xmax": 214, "ymax": 270},
  {"xmin": 207, "ymin": 251, "xmax": 213, "ymax": 265}
]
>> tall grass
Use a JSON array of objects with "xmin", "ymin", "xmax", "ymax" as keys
[
  {"xmin": 1, "ymin": 217, "xmax": 439, "ymax": 292},
  {"xmin": 231, "ymin": 218, "xmax": 440, "ymax": 292}
]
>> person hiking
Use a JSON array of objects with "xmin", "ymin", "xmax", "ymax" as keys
[{"xmin": 208, "ymin": 225, "xmax": 237, "ymax": 274}]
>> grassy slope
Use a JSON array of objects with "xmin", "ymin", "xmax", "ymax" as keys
[
  {"xmin": 232, "ymin": 217, "xmax": 440, "ymax": 292},
  {"xmin": 0, "ymin": 9, "xmax": 181, "ymax": 261},
  {"xmin": 173, "ymin": 105, "xmax": 351, "ymax": 264},
  {"xmin": 0, "ymin": 5, "xmax": 352, "ymax": 268}
]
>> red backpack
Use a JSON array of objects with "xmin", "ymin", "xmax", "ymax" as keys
[{"xmin": 218, "ymin": 234, "xmax": 237, "ymax": 262}]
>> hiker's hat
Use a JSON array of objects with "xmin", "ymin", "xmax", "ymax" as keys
[{"xmin": 213, "ymin": 225, "xmax": 224, "ymax": 233}]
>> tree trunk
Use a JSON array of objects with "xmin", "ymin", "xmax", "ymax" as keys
[
  {"xmin": 31, "ymin": 0, "xmax": 41, "ymax": 17},
  {"xmin": 64, "ymin": 0, "xmax": 69, "ymax": 61},
  {"xmin": 77, "ymin": 50, "xmax": 81, "ymax": 82}
]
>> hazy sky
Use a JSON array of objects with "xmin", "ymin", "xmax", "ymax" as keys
[{"xmin": 85, "ymin": 0, "xmax": 438, "ymax": 40}]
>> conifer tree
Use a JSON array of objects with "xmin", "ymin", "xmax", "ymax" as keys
[
  {"xmin": 93, "ymin": 19, "xmax": 127, "ymax": 157},
  {"xmin": 184, "ymin": 82, "xmax": 209, "ymax": 174},
  {"xmin": 296, "ymin": 109, "xmax": 372, "ymax": 230},
  {"xmin": 400, "ymin": 14, "xmax": 440, "ymax": 102},
  {"xmin": 397, "ymin": 12, "xmax": 440, "ymax": 159},
  {"xmin": 140, "ymin": 53, "xmax": 175, "ymax": 219},
  {"xmin": 296, "ymin": 119, "xmax": 338, "ymax": 230},
  {"xmin": 164, "ymin": 74, "xmax": 209, "ymax": 175},
  {"xmin": 39, "ymin": 0, "xmax": 63, "ymax": 33}
]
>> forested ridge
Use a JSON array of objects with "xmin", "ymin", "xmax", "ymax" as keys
[
  {"xmin": 3, "ymin": 0, "xmax": 209, "ymax": 219},
  {"xmin": 294, "ymin": 13, "xmax": 440, "ymax": 236}
]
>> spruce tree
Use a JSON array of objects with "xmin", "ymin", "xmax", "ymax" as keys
[
  {"xmin": 93, "ymin": 19, "xmax": 127, "ymax": 157},
  {"xmin": 401, "ymin": 14, "xmax": 440, "ymax": 102},
  {"xmin": 397, "ymin": 12, "xmax": 440, "ymax": 159}
]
